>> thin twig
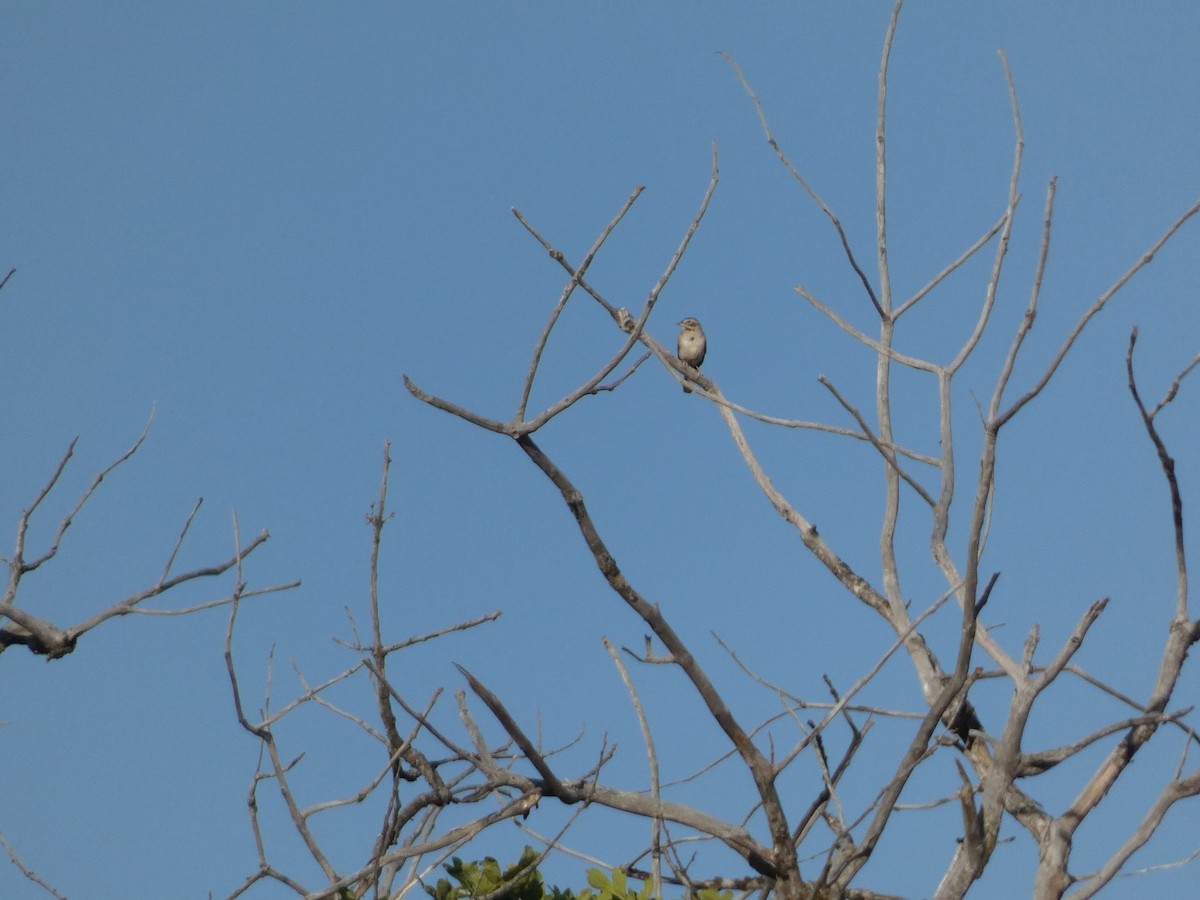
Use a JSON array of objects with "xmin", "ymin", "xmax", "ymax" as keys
[
  {"xmin": 722, "ymin": 54, "xmax": 883, "ymax": 317},
  {"xmin": 946, "ymin": 49, "xmax": 1024, "ymax": 376},
  {"xmin": 893, "ymin": 213, "xmax": 1008, "ymax": 319},
  {"xmin": 517, "ymin": 186, "xmax": 644, "ymax": 420},
  {"xmin": 818, "ymin": 376, "xmax": 936, "ymax": 506},
  {"xmin": 606, "ymin": 637, "xmax": 664, "ymax": 897},
  {"xmin": 990, "ymin": 178, "xmax": 1057, "ymax": 419},
  {"xmin": 996, "ymin": 196, "xmax": 1200, "ymax": 429},
  {"xmin": 795, "ymin": 285, "xmax": 936, "ymax": 372},
  {"xmin": 873, "ymin": 0, "xmax": 902, "ymax": 318},
  {"xmin": 21, "ymin": 412, "xmax": 154, "ymax": 577},
  {"xmin": 1128, "ymin": 328, "xmax": 1192, "ymax": 623},
  {"xmin": 0, "ymin": 831, "xmax": 66, "ymax": 900}
]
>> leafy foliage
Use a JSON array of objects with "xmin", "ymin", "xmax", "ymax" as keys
[
  {"xmin": 424, "ymin": 848, "xmax": 733, "ymax": 900},
  {"xmin": 424, "ymin": 847, "xmax": 557, "ymax": 900},
  {"xmin": 586, "ymin": 868, "xmax": 651, "ymax": 900}
]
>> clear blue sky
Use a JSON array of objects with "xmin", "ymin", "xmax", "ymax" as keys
[{"xmin": 3, "ymin": 4, "xmax": 1199, "ymax": 898}]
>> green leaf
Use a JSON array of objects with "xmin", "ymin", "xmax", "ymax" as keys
[
  {"xmin": 610, "ymin": 870, "xmax": 627, "ymax": 898},
  {"xmin": 479, "ymin": 857, "xmax": 503, "ymax": 893},
  {"xmin": 586, "ymin": 870, "xmax": 611, "ymax": 892}
]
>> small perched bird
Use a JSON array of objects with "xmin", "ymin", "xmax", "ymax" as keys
[{"xmin": 677, "ymin": 317, "xmax": 707, "ymax": 393}]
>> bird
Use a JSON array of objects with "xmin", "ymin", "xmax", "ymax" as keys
[{"xmin": 676, "ymin": 317, "xmax": 707, "ymax": 393}]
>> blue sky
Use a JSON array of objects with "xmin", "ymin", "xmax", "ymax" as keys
[{"xmin": 3, "ymin": 3, "xmax": 1199, "ymax": 898}]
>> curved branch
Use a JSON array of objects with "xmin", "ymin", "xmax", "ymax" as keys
[
  {"xmin": 513, "ymin": 433, "xmax": 791, "ymax": 879},
  {"xmin": 722, "ymin": 53, "xmax": 883, "ymax": 318}
]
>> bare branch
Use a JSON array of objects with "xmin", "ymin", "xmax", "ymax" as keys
[
  {"xmin": 513, "ymin": 433, "xmax": 789, "ymax": 879},
  {"xmin": 0, "ymin": 831, "xmax": 66, "ymax": 900},
  {"xmin": 516, "ymin": 146, "xmax": 720, "ymax": 431},
  {"xmin": 404, "ymin": 375, "xmax": 512, "ymax": 434},
  {"xmin": 996, "ymin": 196, "xmax": 1200, "ymax": 429},
  {"xmin": 18, "ymin": 411, "xmax": 153, "ymax": 578},
  {"xmin": 722, "ymin": 54, "xmax": 883, "ymax": 317},
  {"xmin": 587, "ymin": 351, "xmax": 653, "ymax": 395},
  {"xmin": 1150, "ymin": 350, "xmax": 1200, "ymax": 419},
  {"xmin": 1127, "ymin": 328, "xmax": 1191, "ymax": 623},
  {"xmin": 378, "ymin": 610, "xmax": 502, "ymax": 656},
  {"xmin": 68, "ymin": 528, "xmax": 281, "ymax": 639},
  {"xmin": 946, "ymin": 49, "xmax": 1024, "ymax": 376},
  {"xmin": 458, "ymin": 664, "xmax": 569, "ymax": 797},
  {"xmin": 511, "ymin": 208, "xmax": 621, "ymax": 320},
  {"xmin": 795, "ymin": 285, "xmax": 936, "ymax": 372},
  {"xmin": 873, "ymin": 0, "xmax": 902, "ymax": 317},
  {"xmin": 606, "ymin": 637, "xmax": 664, "ymax": 897},
  {"xmin": 517, "ymin": 186, "xmax": 644, "ymax": 421},
  {"xmin": 409, "ymin": 147, "xmax": 722, "ymax": 439},
  {"xmin": 1070, "ymin": 770, "xmax": 1200, "ymax": 899},
  {"xmin": 711, "ymin": 386, "xmax": 891, "ymax": 618},
  {"xmin": 818, "ymin": 375, "xmax": 936, "ymax": 507},
  {"xmin": 650, "ymin": 142, "xmax": 720, "ymax": 305},
  {"xmin": 1019, "ymin": 709, "xmax": 1186, "ymax": 777},
  {"xmin": 159, "ymin": 497, "xmax": 204, "ymax": 583},
  {"xmin": 5, "ymin": 437, "xmax": 77, "ymax": 601},
  {"xmin": 893, "ymin": 212, "xmax": 1008, "ymax": 320},
  {"xmin": 990, "ymin": 178, "xmax": 1057, "ymax": 420}
]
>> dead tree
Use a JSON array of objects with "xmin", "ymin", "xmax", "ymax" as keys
[
  {"xmin": 400, "ymin": 3, "xmax": 1200, "ymax": 898},
  {"xmin": 225, "ymin": 443, "xmax": 548, "ymax": 899},
  {"xmin": 0, "ymin": 418, "xmax": 291, "ymax": 662},
  {"xmin": 0, "ymin": 266, "xmax": 298, "ymax": 895}
]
